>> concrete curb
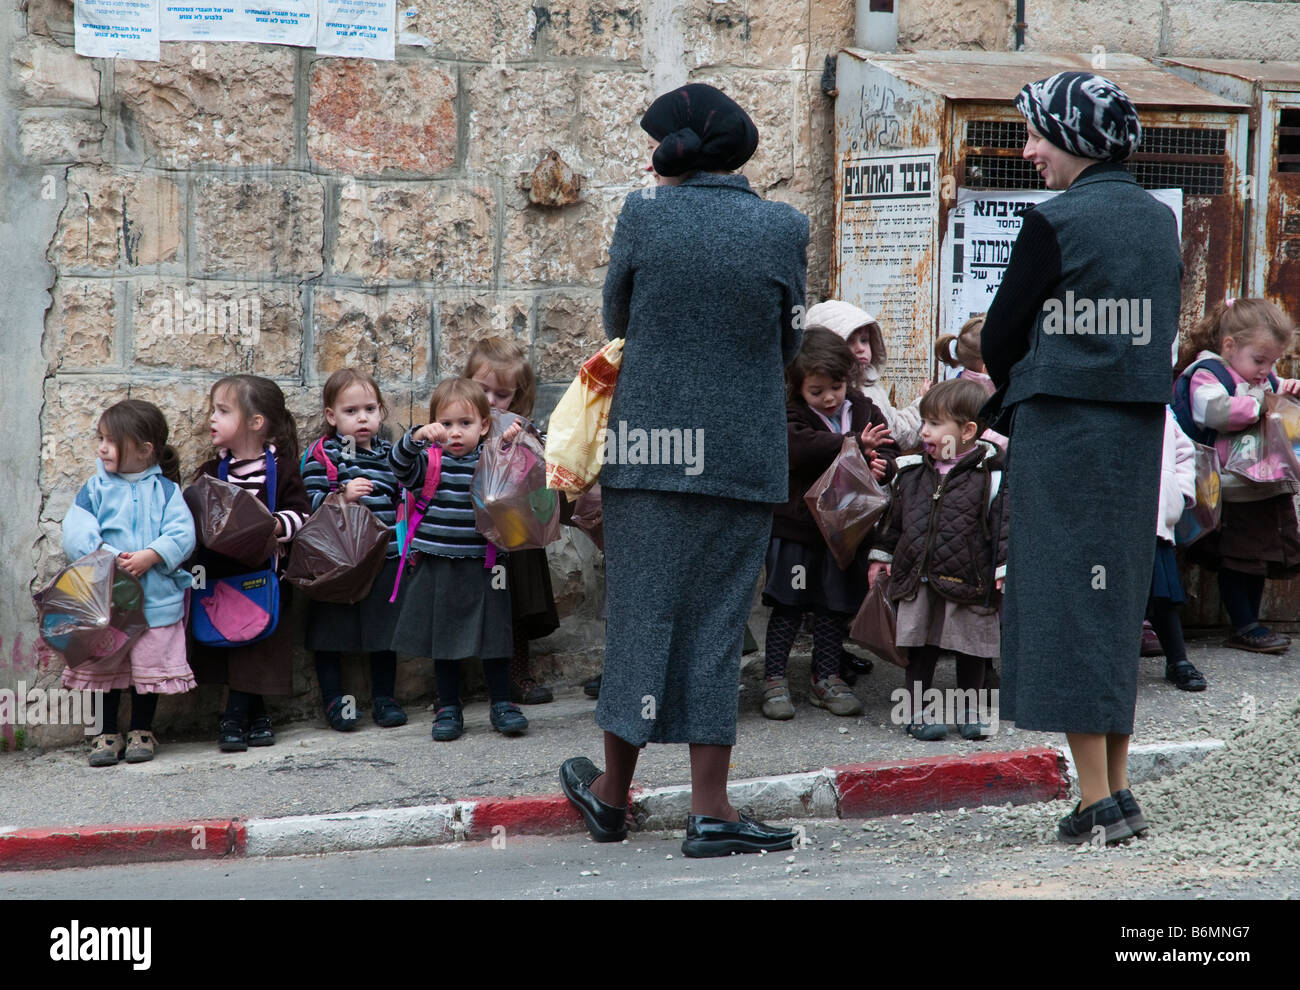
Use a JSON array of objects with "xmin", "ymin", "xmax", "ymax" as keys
[{"xmin": 0, "ymin": 741, "xmax": 1224, "ymax": 871}]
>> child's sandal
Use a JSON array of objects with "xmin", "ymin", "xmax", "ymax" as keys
[
  {"xmin": 89, "ymin": 733, "xmax": 125, "ymax": 767},
  {"xmin": 124, "ymin": 730, "xmax": 156, "ymax": 763}
]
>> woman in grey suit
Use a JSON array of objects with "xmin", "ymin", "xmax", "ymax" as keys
[
  {"xmin": 559, "ymin": 84, "xmax": 809, "ymax": 857},
  {"xmin": 981, "ymin": 72, "xmax": 1183, "ymax": 845}
]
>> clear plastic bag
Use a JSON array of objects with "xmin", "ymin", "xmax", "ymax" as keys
[
  {"xmin": 849, "ymin": 580, "xmax": 908, "ymax": 668},
  {"xmin": 1173, "ymin": 442, "xmax": 1223, "ymax": 546},
  {"xmin": 1223, "ymin": 392, "xmax": 1300, "ymax": 484},
  {"xmin": 284, "ymin": 493, "xmax": 391, "ymax": 603},
  {"xmin": 803, "ymin": 436, "xmax": 891, "ymax": 569},
  {"xmin": 184, "ymin": 474, "xmax": 278, "ymax": 566},
  {"xmin": 32, "ymin": 548, "xmax": 148, "ymax": 667},
  {"xmin": 569, "ymin": 483, "xmax": 604, "ymax": 551},
  {"xmin": 473, "ymin": 420, "xmax": 562, "ymax": 550}
]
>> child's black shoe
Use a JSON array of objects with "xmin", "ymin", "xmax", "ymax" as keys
[
  {"xmin": 431, "ymin": 705, "xmax": 464, "ymax": 741},
  {"xmin": 218, "ymin": 718, "xmax": 247, "ymax": 753},
  {"xmin": 372, "ymin": 696, "xmax": 408, "ymax": 728},
  {"xmin": 325, "ymin": 697, "xmax": 359, "ymax": 732},
  {"xmin": 248, "ymin": 715, "xmax": 276, "ymax": 747},
  {"xmin": 490, "ymin": 701, "xmax": 529, "ymax": 736},
  {"xmin": 1165, "ymin": 659, "xmax": 1207, "ymax": 692}
]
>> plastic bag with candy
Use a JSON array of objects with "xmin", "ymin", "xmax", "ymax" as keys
[
  {"xmin": 803, "ymin": 436, "xmax": 891, "ymax": 569},
  {"xmin": 472, "ymin": 420, "xmax": 562, "ymax": 550},
  {"xmin": 1174, "ymin": 442, "xmax": 1223, "ymax": 546},
  {"xmin": 1223, "ymin": 392, "xmax": 1300, "ymax": 484},
  {"xmin": 183, "ymin": 474, "xmax": 278, "ymax": 566},
  {"xmin": 32, "ymin": 547, "xmax": 148, "ymax": 667},
  {"xmin": 284, "ymin": 493, "xmax": 391, "ymax": 603}
]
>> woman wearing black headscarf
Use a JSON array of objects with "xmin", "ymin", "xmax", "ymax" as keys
[
  {"xmin": 981, "ymin": 72, "xmax": 1183, "ymax": 844},
  {"xmin": 559, "ymin": 84, "xmax": 809, "ymax": 857}
]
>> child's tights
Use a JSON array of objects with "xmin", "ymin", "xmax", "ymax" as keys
[
  {"xmin": 905, "ymin": 645, "xmax": 986, "ymax": 722},
  {"xmin": 1146, "ymin": 597, "xmax": 1188, "ymax": 664},
  {"xmin": 1218, "ymin": 568, "xmax": 1266, "ymax": 632},
  {"xmin": 315, "ymin": 650, "xmax": 397, "ymax": 705},
  {"xmin": 434, "ymin": 657, "xmax": 510, "ymax": 708},
  {"xmin": 765, "ymin": 604, "xmax": 842, "ymax": 682},
  {"xmin": 101, "ymin": 688, "xmax": 158, "ymax": 735}
]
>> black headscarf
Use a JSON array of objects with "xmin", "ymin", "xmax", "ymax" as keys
[
  {"xmin": 639, "ymin": 83, "xmax": 759, "ymax": 177},
  {"xmin": 1015, "ymin": 71, "xmax": 1142, "ymax": 162}
]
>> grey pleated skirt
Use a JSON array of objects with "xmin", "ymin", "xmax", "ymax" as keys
[
  {"xmin": 597, "ymin": 486, "xmax": 772, "ymax": 746},
  {"xmin": 390, "ymin": 554, "xmax": 513, "ymax": 661},
  {"xmin": 999, "ymin": 397, "xmax": 1163, "ymax": 734},
  {"xmin": 305, "ymin": 556, "xmax": 405, "ymax": 653}
]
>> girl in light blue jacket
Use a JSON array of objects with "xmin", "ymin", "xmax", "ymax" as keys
[{"xmin": 62, "ymin": 400, "xmax": 196, "ymax": 766}]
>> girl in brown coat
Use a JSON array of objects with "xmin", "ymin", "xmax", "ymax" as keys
[{"xmin": 868, "ymin": 378, "xmax": 1008, "ymax": 741}]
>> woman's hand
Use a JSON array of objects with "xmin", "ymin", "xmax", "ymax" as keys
[
  {"xmin": 867, "ymin": 561, "xmax": 890, "ymax": 587},
  {"xmin": 341, "ymin": 478, "xmax": 374, "ymax": 503},
  {"xmin": 858, "ymin": 423, "xmax": 893, "ymax": 453},
  {"xmin": 414, "ymin": 423, "xmax": 447, "ymax": 446},
  {"xmin": 117, "ymin": 549, "xmax": 161, "ymax": 578},
  {"xmin": 869, "ymin": 454, "xmax": 887, "ymax": 481}
]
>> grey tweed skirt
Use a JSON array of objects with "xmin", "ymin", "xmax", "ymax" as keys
[
  {"xmin": 999, "ymin": 397, "xmax": 1163, "ymax": 734},
  {"xmin": 596, "ymin": 486, "xmax": 772, "ymax": 746}
]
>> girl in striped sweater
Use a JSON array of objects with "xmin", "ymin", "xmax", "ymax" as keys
[
  {"xmin": 190, "ymin": 375, "xmax": 310, "ymax": 752},
  {"xmin": 389, "ymin": 378, "xmax": 527, "ymax": 742},
  {"xmin": 301, "ymin": 368, "xmax": 408, "ymax": 732}
]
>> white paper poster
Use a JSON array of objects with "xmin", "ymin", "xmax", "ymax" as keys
[
  {"xmin": 160, "ymin": 1, "xmax": 316, "ymax": 46},
  {"xmin": 939, "ymin": 186, "xmax": 1184, "ymax": 355},
  {"xmin": 75, "ymin": 0, "xmax": 161, "ymax": 60},
  {"xmin": 316, "ymin": 0, "xmax": 396, "ymax": 59},
  {"xmin": 836, "ymin": 149, "xmax": 940, "ymax": 392}
]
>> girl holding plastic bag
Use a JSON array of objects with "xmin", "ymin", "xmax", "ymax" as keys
[
  {"xmin": 866, "ymin": 378, "xmax": 1008, "ymax": 742},
  {"xmin": 761, "ymin": 328, "xmax": 899, "ymax": 720},
  {"xmin": 61, "ymin": 400, "xmax": 196, "ymax": 766},
  {"xmin": 1174, "ymin": 298, "xmax": 1300, "ymax": 654}
]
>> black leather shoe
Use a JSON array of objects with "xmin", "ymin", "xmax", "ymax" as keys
[
  {"xmin": 247, "ymin": 715, "xmax": 276, "ymax": 747},
  {"xmin": 371, "ymin": 696, "xmax": 408, "ymax": 728},
  {"xmin": 218, "ymin": 717, "xmax": 247, "ymax": 753},
  {"xmin": 681, "ymin": 811, "xmax": 798, "ymax": 858},
  {"xmin": 325, "ymin": 697, "xmax": 358, "ymax": 732},
  {"xmin": 559, "ymin": 757, "xmax": 628, "ymax": 842},
  {"xmin": 1058, "ymin": 796, "xmax": 1134, "ymax": 845},
  {"xmin": 1165, "ymin": 660, "xmax": 1207, "ymax": 692},
  {"xmin": 1112, "ymin": 788, "xmax": 1149, "ymax": 836}
]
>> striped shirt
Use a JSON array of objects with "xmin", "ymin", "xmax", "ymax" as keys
[
  {"xmin": 221, "ymin": 448, "xmax": 307, "ymax": 542},
  {"xmin": 301, "ymin": 436, "xmax": 402, "ymax": 557},
  {"xmin": 389, "ymin": 428, "xmax": 488, "ymax": 559}
]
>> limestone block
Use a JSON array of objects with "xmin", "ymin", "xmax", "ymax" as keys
[
  {"xmin": 192, "ymin": 173, "xmax": 326, "ymax": 279},
  {"xmin": 577, "ymin": 69, "xmax": 652, "ymax": 186},
  {"xmin": 684, "ymin": 0, "xmax": 810, "ymax": 70},
  {"xmin": 44, "ymin": 278, "xmax": 116, "ymax": 374},
  {"xmin": 312, "ymin": 288, "xmax": 433, "ymax": 386},
  {"xmin": 19, "ymin": 109, "xmax": 105, "ymax": 164},
  {"xmin": 401, "ymin": 0, "xmax": 536, "ymax": 61},
  {"xmin": 532, "ymin": 0, "xmax": 644, "ymax": 60},
  {"xmin": 308, "ymin": 60, "xmax": 457, "ymax": 177},
  {"xmin": 125, "ymin": 378, "xmax": 229, "ymax": 480},
  {"xmin": 49, "ymin": 166, "xmax": 182, "ymax": 270},
  {"xmin": 435, "ymin": 293, "xmax": 531, "ymax": 378},
  {"xmin": 535, "ymin": 293, "xmax": 603, "ymax": 381},
  {"xmin": 1016, "ymin": 0, "xmax": 1151, "ymax": 55},
  {"xmin": 26, "ymin": 0, "xmax": 76, "ymax": 40},
  {"xmin": 502, "ymin": 185, "xmax": 622, "ymax": 286},
  {"xmin": 130, "ymin": 280, "xmax": 302, "ymax": 377},
  {"xmin": 810, "ymin": 0, "xmax": 855, "ymax": 55},
  {"xmin": 465, "ymin": 65, "xmax": 584, "ymax": 178},
  {"xmin": 1166, "ymin": 0, "xmax": 1300, "ymax": 60},
  {"xmin": 332, "ymin": 182, "xmax": 495, "ymax": 284},
  {"xmin": 687, "ymin": 69, "xmax": 795, "ymax": 193},
  {"xmin": 11, "ymin": 39, "xmax": 100, "ymax": 106},
  {"xmin": 114, "ymin": 43, "xmax": 296, "ymax": 167},
  {"xmin": 40, "ymin": 377, "xmax": 131, "ymax": 494}
]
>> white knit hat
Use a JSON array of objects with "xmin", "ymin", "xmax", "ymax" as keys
[{"xmin": 805, "ymin": 300, "xmax": 876, "ymax": 341}]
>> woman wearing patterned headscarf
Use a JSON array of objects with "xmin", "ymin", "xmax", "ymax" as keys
[
  {"xmin": 559, "ymin": 83, "xmax": 809, "ymax": 858},
  {"xmin": 980, "ymin": 72, "xmax": 1183, "ymax": 845}
]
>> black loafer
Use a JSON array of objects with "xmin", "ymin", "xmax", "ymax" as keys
[
  {"xmin": 1058, "ymin": 796, "xmax": 1134, "ymax": 845},
  {"xmin": 325, "ymin": 697, "xmax": 358, "ymax": 732},
  {"xmin": 1165, "ymin": 660, "xmax": 1207, "ymax": 692},
  {"xmin": 681, "ymin": 811, "xmax": 798, "ymax": 858},
  {"xmin": 559, "ymin": 757, "xmax": 628, "ymax": 842},
  {"xmin": 1112, "ymin": 788, "xmax": 1149, "ymax": 836},
  {"xmin": 247, "ymin": 715, "xmax": 276, "ymax": 747},
  {"xmin": 371, "ymin": 696, "xmax": 408, "ymax": 728},
  {"xmin": 490, "ymin": 701, "xmax": 529, "ymax": 736},
  {"xmin": 218, "ymin": 717, "xmax": 247, "ymax": 753}
]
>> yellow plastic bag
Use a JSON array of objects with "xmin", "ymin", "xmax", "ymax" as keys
[{"xmin": 545, "ymin": 338, "xmax": 624, "ymax": 495}]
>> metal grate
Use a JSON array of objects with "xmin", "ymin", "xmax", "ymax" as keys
[
  {"xmin": 963, "ymin": 154, "xmax": 1045, "ymax": 190},
  {"xmin": 1125, "ymin": 161, "xmax": 1225, "ymax": 196},
  {"xmin": 1137, "ymin": 127, "xmax": 1225, "ymax": 157},
  {"xmin": 1279, "ymin": 108, "xmax": 1300, "ymax": 173},
  {"xmin": 965, "ymin": 120, "xmax": 1026, "ymax": 150}
]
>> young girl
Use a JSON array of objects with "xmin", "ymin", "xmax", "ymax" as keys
[
  {"xmin": 301, "ymin": 368, "xmax": 408, "ymax": 731},
  {"xmin": 1176, "ymin": 298, "xmax": 1300, "ymax": 653},
  {"xmin": 867, "ymin": 378, "xmax": 1008, "ymax": 741},
  {"xmin": 388, "ymin": 377, "xmax": 526, "ymax": 741},
  {"xmin": 805, "ymin": 299, "xmax": 923, "ymax": 451},
  {"xmin": 190, "ymin": 375, "xmax": 310, "ymax": 752},
  {"xmin": 63, "ymin": 400, "xmax": 197, "ymax": 766},
  {"xmin": 464, "ymin": 336, "xmax": 561, "ymax": 706},
  {"xmin": 1150, "ymin": 408, "xmax": 1205, "ymax": 690},
  {"xmin": 934, "ymin": 314, "xmax": 1007, "ymax": 448},
  {"xmin": 761, "ymin": 328, "xmax": 900, "ymax": 720}
]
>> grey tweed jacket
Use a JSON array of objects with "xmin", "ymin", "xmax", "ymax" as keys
[{"xmin": 600, "ymin": 172, "xmax": 809, "ymax": 503}]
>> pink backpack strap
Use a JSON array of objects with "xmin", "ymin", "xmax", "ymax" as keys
[
  {"xmin": 309, "ymin": 437, "xmax": 339, "ymax": 490},
  {"xmin": 484, "ymin": 543, "xmax": 497, "ymax": 569},
  {"xmin": 389, "ymin": 445, "xmax": 442, "ymax": 603}
]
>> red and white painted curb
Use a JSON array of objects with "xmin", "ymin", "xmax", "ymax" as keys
[{"xmin": 0, "ymin": 742, "xmax": 1220, "ymax": 871}]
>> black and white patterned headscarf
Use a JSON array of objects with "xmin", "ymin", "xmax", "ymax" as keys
[{"xmin": 1015, "ymin": 72, "xmax": 1142, "ymax": 162}]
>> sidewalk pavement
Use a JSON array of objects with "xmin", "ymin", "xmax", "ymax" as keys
[{"xmin": 1, "ymin": 638, "xmax": 1292, "ymax": 870}]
